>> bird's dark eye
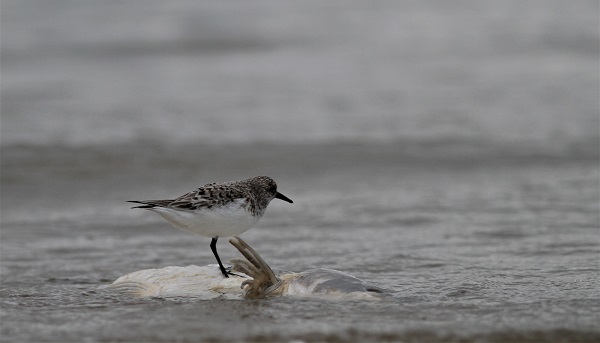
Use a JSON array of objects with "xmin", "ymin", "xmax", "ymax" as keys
[{"xmin": 268, "ymin": 184, "xmax": 277, "ymax": 193}]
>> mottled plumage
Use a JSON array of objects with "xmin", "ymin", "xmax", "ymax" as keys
[{"xmin": 128, "ymin": 176, "xmax": 293, "ymax": 278}]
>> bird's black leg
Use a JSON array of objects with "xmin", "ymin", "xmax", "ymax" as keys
[{"xmin": 210, "ymin": 237, "xmax": 229, "ymax": 278}]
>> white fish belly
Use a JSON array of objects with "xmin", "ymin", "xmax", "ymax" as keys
[{"xmin": 148, "ymin": 199, "xmax": 260, "ymax": 237}]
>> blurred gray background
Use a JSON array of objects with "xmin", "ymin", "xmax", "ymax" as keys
[
  {"xmin": 1, "ymin": 1, "xmax": 599, "ymax": 342},
  {"xmin": 2, "ymin": 0, "xmax": 598, "ymax": 148}
]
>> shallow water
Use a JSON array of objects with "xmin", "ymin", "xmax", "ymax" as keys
[
  {"xmin": 2, "ymin": 0, "xmax": 599, "ymax": 342},
  {"xmin": 2, "ymin": 142, "xmax": 599, "ymax": 342}
]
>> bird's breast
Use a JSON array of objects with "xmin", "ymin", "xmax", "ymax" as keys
[{"xmin": 150, "ymin": 198, "xmax": 261, "ymax": 237}]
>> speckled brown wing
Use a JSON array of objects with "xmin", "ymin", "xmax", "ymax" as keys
[{"xmin": 168, "ymin": 183, "xmax": 249, "ymax": 211}]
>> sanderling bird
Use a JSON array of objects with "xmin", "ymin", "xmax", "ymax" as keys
[{"xmin": 128, "ymin": 176, "xmax": 293, "ymax": 277}]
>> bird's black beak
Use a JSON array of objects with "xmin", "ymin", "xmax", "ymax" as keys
[{"xmin": 275, "ymin": 192, "xmax": 293, "ymax": 203}]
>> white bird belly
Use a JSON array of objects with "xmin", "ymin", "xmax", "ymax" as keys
[
  {"xmin": 110, "ymin": 265, "xmax": 383, "ymax": 300},
  {"xmin": 109, "ymin": 265, "xmax": 247, "ymax": 299},
  {"xmin": 148, "ymin": 198, "xmax": 260, "ymax": 237}
]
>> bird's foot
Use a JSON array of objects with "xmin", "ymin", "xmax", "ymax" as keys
[{"xmin": 218, "ymin": 266, "xmax": 242, "ymax": 278}]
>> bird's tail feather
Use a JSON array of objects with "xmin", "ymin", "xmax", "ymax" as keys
[{"xmin": 127, "ymin": 200, "xmax": 173, "ymax": 209}]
